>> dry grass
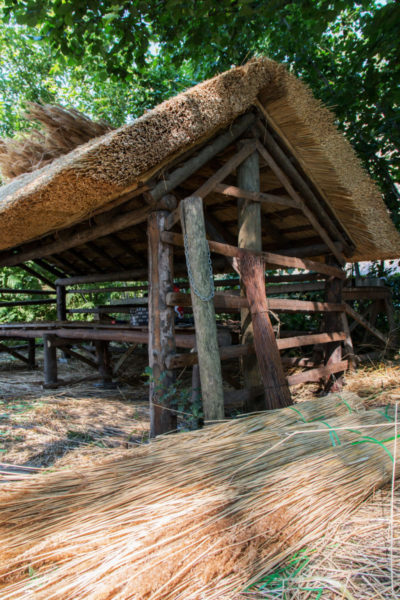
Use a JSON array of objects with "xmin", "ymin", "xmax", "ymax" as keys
[{"xmin": 0, "ymin": 102, "xmax": 113, "ymax": 180}]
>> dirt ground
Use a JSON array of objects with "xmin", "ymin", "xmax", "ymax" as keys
[{"xmin": 0, "ymin": 348, "xmax": 399, "ymax": 598}]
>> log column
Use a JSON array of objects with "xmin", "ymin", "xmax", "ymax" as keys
[
  {"xmin": 324, "ymin": 256, "xmax": 345, "ymax": 391},
  {"xmin": 28, "ymin": 338, "xmax": 36, "ymax": 369},
  {"xmin": 180, "ymin": 196, "xmax": 224, "ymax": 421},
  {"xmin": 237, "ymin": 144, "xmax": 262, "ymax": 402},
  {"xmin": 43, "ymin": 334, "xmax": 57, "ymax": 387},
  {"xmin": 94, "ymin": 340, "xmax": 113, "ymax": 386},
  {"xmin": 148, "ymin": 211, "xmax": 177, "ymax": 437},
  {"xmin": 56, "ymin": 285, "xmax": 67, "ymax": 321}
]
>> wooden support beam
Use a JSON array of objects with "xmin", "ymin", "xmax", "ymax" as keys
[
  {"xmin": 167, "ymin": 292, "xmax": 345, "ymax": 313},
  {"xmin": 19, "ymin": 264, "xmax": 56, "ymax": 290},
  {"xmin": 149, "ymin": 112, "xmax": 255, "ymax": 202},
  {"xmin": 109, "ymin": 233, "xmax": 146, "ymax": 266},
  {"xmin": 148, "ymin": 211, "xmax": 177, "ymax": 436},
  {"xmin": 28, "ymin": 338, "xmax": 36, "ymax": 368},
  {"xmin": 323, "ymin": 258, "xmax": 345, "ymax": 391},
  {"xmin": 165, "ymin": 332, "xmax": 347, "ymax": 369},
  {"xmin": 56, "ymin": 285, "xmax": 67, "ymax": 321},
  {"xmin": 0, "ymin": 342, "xmax": 32, "ymax": 365},
  {"xmin": 193, "ymin": 140, "xmax": 257, "ymax": 199},
  {"xmin": 255, "ymin": 140, "xmax": 346, "ymax": 266},
  {"xmin": 68, "ymin": 247, "xmax": 105, "ymax": 274},
  {"xmin": 345, "ymin": 303, "xmax": 389, "ymax": 345},
  {"xmin": 180, "ymin": 196, "xmax": 225, "ymax": 420},
  {"xmin": 0, "ymin": 299, "xmax": 56, "ymax": 308},
  {"xmin": 55, "ymin": 269, "xmax": 148, "ymax": 287},
  {"xmin": 94, "ymin": 340, "xmax": 113, "ymax": 383},
  {"xmin": 238, "ymin": 253, "xmax": 292, "ymax": 408},
  {"xmin": 52, "ymin": 342, "xmax": 98, "ymax": 371},
  {"xmin": 43, "ymin": 334, "xmax": 57, "ymax": 387},
  {"xmin": 0, "ymin": 196, "xmax": 177, "ymax": 268},
  {"xmin": 287, "ymin": 361, "xmax": 348, "ymax": 386},
  {"xmin": 161, "ymin": 232, "xmax": 346, "ymax": 279},
  {"xmin": 213, "ymin": 182, "xmax": 297, "ymax": 209},
  {"xmin": 33, "ymin": 259, "xmax": 66, "ymax": 278},
  {"xmin": 87, "ymin": 240, "xmax": 126, "ymax": 270},
  {"xmin": 0, "ymin": 288, "xmax": 56, "ymax": 295}
]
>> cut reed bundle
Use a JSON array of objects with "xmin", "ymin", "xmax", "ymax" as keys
[
  {"xmin": 0, "ymin": 103, "xmax": 113, "ymax": 180},
  {"xmin": 0, "ymin": 395, "xmax": 397, "ymax": 600}
]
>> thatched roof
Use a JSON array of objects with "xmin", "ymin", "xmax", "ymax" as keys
[{"xmin": 0, "ymin": 57, "xmax": 398, "ymax": 262}]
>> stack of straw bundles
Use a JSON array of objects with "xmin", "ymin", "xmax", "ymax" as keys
[{"xmin": 0, "ymin": 394, "xmax": 398, "ymax": 599}]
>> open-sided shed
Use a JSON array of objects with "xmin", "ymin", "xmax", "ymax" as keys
[{"xmin": 0, "ymin": 57, "xmax": 399, "ymax": 434}]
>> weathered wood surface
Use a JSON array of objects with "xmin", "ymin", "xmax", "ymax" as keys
[
  {"xmin": 0, "ymin": 197, "xmax": 177, "ymax": 268},
  {"xmin": 149, "ymin": 113, "xmax": 255, "ymax": 202},
  {"xmin": 55, "ymin": 269, "xmax": 148, "ymax": 287},
  {"xmin": 56, "ymin": 285, "xmax": 67, "ymax": 321},
  {"xmin": 43, "ymin": 334, "xmax": 57, "ymax": 387},
  {"xmin": 161, "ymin": 231, "xmax": 346, "ymax": 279},
  {"xmin": 0, "ymin": 299, "xmax": 56, "ymax": 308},
  {"xmin": 94, "ymin": 340, "xmax": 113, "ymax": 383},
  {"xmin": 148, "ymin": 211, "xmax": 177, "ymax": 436},
  {"xmin": 180, "ymin": 196, "xmax": 225, "ymax": 421},
  {"xmin": 165, "ymin": 331, "xmax": 347, "ymax": 369},
  {"xmin": 238, "ymin": 253, "xmax": 292, "ymax": 408},
  {"xmin": 323, "ymin": 258, "xmax": 345, "ymax": 391},
  {"xmin": 167, "ymin": 291, "xmax": 345, "ymax": 313},
  {"xmin": 287, "ymin": 360, "xmax": 348, "ymax": 386},
  {"xmin": 0, "ymin": 342, "xmax": 32, "ymax": 366},
  {"xmin": 213, "ymin": 182, "xmax": 297, "ymax": 208},
  {"xmin": 237, "ymin": 146, "xmax": 263, "ymax": 404},
  {"xmin": 345, "ymin": 303, "xmax": 389, "ymax": 345},
  {"xmin": 194, "ymin": 141, "xmax": 257, "ymax": 200}
]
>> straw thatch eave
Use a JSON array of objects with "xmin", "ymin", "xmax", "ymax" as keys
[{"xmin": 0, "ymin": 57, "xmax": 398, "ymax": 262}]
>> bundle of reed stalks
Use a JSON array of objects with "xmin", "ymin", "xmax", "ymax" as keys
[
  {"xmin": 0, "ymin": 102, "xmax": 113, "ymax": 180},
  {"xmin": 0, "ymin": 394, "xmax": 397, "ymax": 600}
]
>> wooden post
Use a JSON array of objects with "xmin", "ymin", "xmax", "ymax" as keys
[
  {"xmin": 94, "ymin": 340, "xmax": 113, "ymax": 385},
  {"xmin": 324, "ymin": 257, "xmax": 345, "ymax": 391},
  {"xmin": 28, "ymin": 338, "xmax": 36, "ymax": 369},
  {"xmin": 56, "ymin": 285, "xmax": 67, "ymax": 321},
  {"xmin": 237, "ymin": 144, "xmax": 262, "ymax": 404},
  {"xmin": 148, "ymin": 211, "xmax": 177, "ymax": 437},
  {"xmin": 180, "ymin": 197, "xmax": 225, "ymax": 421},
  {"xmin": 43, "ymin": 334, "xmax": 57, "ymax": 387}
]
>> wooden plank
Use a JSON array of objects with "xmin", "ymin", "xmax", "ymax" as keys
[
  {"xmin": 255, "ymin": 140, "xmax": 346, "ymax": 266},
  {"xmin": 55, "ymin": 269, "xmax": 148, "ymax": 287},
  {"xmin": 165, "ymin": 332, "xmax": 347, "ymax": 369},
  {"xmin": 161, "ymin": 232, "xmax": 346, "ymax": 279},
  {"xmin": 180, "ymin": 196, "xmax": 224, "ymax": 420},
  {"xmin": 287, "ymin": 361, "xmax": 348, "ymax": 386},
  {"xmin": 167, "ymin": 291, "xmax": 345, "ymax": 313},
  {"xmin": 0, "ymin": 289, "xmax": 56, "ymax": 295},
  {"xmin": 148, "ymin": 210, "xmax": 177, "ymax": 436},
  {"xmin": 213, "ymin": 182, "xmax": 298, "ymax": 209},
  {"xmin": 66, "ymin": 285, "xmax": 146, "ymax": 294},
  {"xmin": 0, "ymin": 196, "xmax": 177, "ymax": 268},
  {"xmin": 0, "ymin": 299, "xmax": 56, "ymax": 307},
  {"xmin": 149, "ymin": 113, "xmax": 255, "ymax": 202},
  {"xmin": 194, "ymin": 140, "xmax": 257, "ymax": 199},
  {"xmin": 345, "ymin": 303, "xmax": 388, "ymax": 345}
]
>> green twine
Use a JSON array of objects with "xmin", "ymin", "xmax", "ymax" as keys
[{"xmin": 319, "ymin": 421, "xmax": 342, "ymax": 447}]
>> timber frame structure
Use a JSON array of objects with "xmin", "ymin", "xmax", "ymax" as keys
[{"xmin": 0, "ymin": 59, "xmax": 398, "ymax": 435}]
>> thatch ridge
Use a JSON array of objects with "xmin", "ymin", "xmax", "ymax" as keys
[{"xmin": 0, "ymin": 57, "xmax": 398, "ymax": 261}]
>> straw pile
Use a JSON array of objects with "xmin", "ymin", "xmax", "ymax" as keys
[
  {"xmin": 0, "ymin": 102, "xmax": 113, "ymax": 180},
  {"xmin": 0, "ymin": 393, "xmax": 398, "ymax": 600}
]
